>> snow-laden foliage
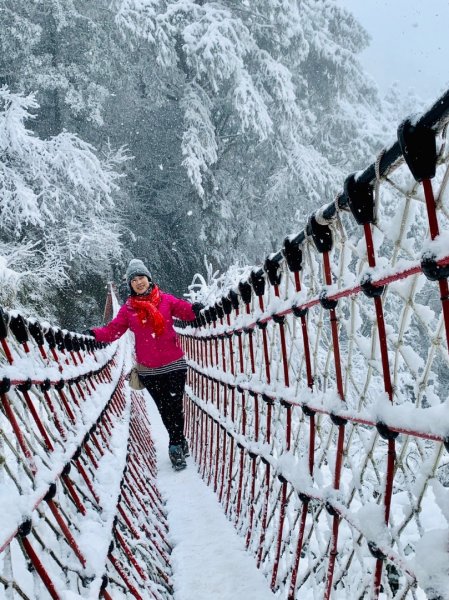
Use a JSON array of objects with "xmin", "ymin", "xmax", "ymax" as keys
[
  {"xmin": 0, "ymin": 88, "xmax": 124, "ymax": 318},
  {"xmin": 0, "ymin": 0, "xmax": 121, "ymax": 135},
  {"xmin": 0, "ymin": 0, "xmax": 418, "ymax": 316},
  {"xmin": 113, "ymin": 0, "xmax": 388, "ymax": 266}
]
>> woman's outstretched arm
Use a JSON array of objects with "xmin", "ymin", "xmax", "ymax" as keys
[
  {"xmin": 91, "ymin": 304, "xmax": 130, "ymax": 342},
  {"xmin": 167, "ymin": 294, "xmax": 197, "ymax": 321}
]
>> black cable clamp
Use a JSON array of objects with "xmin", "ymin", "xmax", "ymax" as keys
[
  {"xmin": 44, "ymin": 483, "xmax": 57, "ymax": 502},
  {"xmin": 72, "ymin": 447, "xmax": 82, "ymax": 461},
  {"xmin": 54, "ymin": 379, "xmax": 65, "ymax": 391},
  {"xmin": 62, "ymin": 463, "xmax": 71, "ymax": 477},
  {"xmin": 308, "ymin": 214, "xmax": 334, "ymax": 254},
  {"xmin": 64, "ymin": 333, "xmax": 74, "ymax": 352},
  {"xmin": 298, "ymin": 492, "xmax": 310, "ymax": 505},
  {"xmin": 209, "ymin": 306, "xmax": 217, "ymax": 322},
  {"xmin": 40, "ymin": 379, "xmax": 51, "ymax": 392},
  {"xmin": 272, "ymin": 313, "xmax": 285, "ymax": 325},
  {"xmin": 0, "ymin": 377, "xmax": 11, "ymax": 394},
  {"xmin": 72, "ymin": 337, "xmax": 81, "ymax": 352},
  {"xmin": 238, "ymin": 280, "xmax": 253, "ymax": 305},
  {"xmin": 319, "ymin": 290, "xmax": 338, "ymax": 310},
  {"xmin": 264, "ymin": 254, "xmax": 283, "ymax": 286},
  {"xmin": 54, "ymin": 329, "xmax": 65, "ymax": 351},
  {"xmin": 280, "ymin": 398, "xmax": 292, "ymax": 409},
  {"xmin": 345, "ymin": 173, "xmax": 375, "ymax": 225},
  {"xmin": 44, "ymin": 328, "xmax": 56, "ymax": 349},
  {"xmin": 9, "ymin": 314, "xmax": 29, "ymax": 345},
  {"xmin": 18, "ymin": 519, "xmax": 32, "ymax": 538},
  {"xmin": 361, "ymin": 274, "xmax": 385, "ymax": 298},
  {"xmin": 221, "ymin": 296, "xmax": 233, "ymax": 315},
  {"xmin": 376, "ymin": 421, "xmax": 399, "ymax": 440},
  {"xmin": 0, "ymin": 307, "xmax": 10, "ymax": 339},
  {"xmin": 262, "ymin": 393, "xmax": 275, "ymax": 406},
  {"xmin": 278, "ymin": 473, "xmax": 287, "ymax": 484},
  {"xmin": 248, "ymin": 451, "xmax": 258, "ymax": 460},
  {"xmin": 28, "ymin": 321, "xmax": 45, "ymax": 347},
  {"xmin": 330, "ymin": 413, "xmax": 347, "ymax": 427},
  {"xmin": 397, "ymin": 118, "xmax": 437, "ymax": 182},
  {"xmin": 367, "ymin": 541, "xmax": 386, "ymax": 561},
  {"xmin": 302, "ymin": 405, "xmax": 315, "ymax": 418},
  {"xmin": 17, "ymin": 378, "xmax": 32, "ymax": 393},
  {"xmin": 325, "ymin": 502, "xmax": 339, "ymax": 517},
  {"xmin": 250, "ymin": 269, "xmax": 266, "ymax": 297},
  {"xmin": 283, "ymin": 236, "xmax": 303, "ymax": 272},
  {"xmin": 292, "ymin": 304, "xmax": 308, "ymax": 318},
  {"xmin": 215, "ymin": 302, "xmax": 224, "ymax": 319},
  {"xmin": 229, "ymin": 290, "xmax": 240, "ymax": 310},
  {"xmin": 421, "ymin": 253, "xmax": 449, "ymax": 282},
  {"xmin": 256, "ymin": 319, "xmax": 268, "ymax": 330}
]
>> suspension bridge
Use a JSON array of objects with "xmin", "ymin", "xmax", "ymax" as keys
[{"xmin": 1, "ymin": 89, "xmax": 449, "ymax": 599}]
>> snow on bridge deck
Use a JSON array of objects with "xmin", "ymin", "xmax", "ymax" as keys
[{"xmin": 146, "ymin": 396, "xmax": 274, "ymax": 600}]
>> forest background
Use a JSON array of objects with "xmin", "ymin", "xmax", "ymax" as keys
[{"xmin": 0, "ymin": 0, "xmax": 425, "ymax": 328}]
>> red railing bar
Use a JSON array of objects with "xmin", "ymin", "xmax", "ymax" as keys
[
  {"xmin": 108, "ymin": 552, "xmax": 144, "ymax": 600},
  {"xmin": 179, "ymin": 255, "xmax": 449, "ymax": 339},
  {"xmin": 46, "ymin": 499, "xmax": 86, "ymax": 566},
  {"xmin": 187, "ymin": 365, "xmax": 449, "ymax": 444},
  {"xmin": 21, "ymin": 537, "xmax": 60, "ymax": 600}
]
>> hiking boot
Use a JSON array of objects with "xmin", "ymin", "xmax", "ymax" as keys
[
  {"xmin": 169, "ymin": 444, "xmax": 186, "ymax": 471},
  {"xmin": 181, "ymin": 437, "xmax": 190, "ymax": 457}
]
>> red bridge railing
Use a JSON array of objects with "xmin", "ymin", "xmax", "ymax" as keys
[
  {"xmin": 0, "ymin": 289, "xmax": 172, "ymax": 599},
  {"xmin": 177, "ymin": 92, "xmax": 449, "ymax": 599}
]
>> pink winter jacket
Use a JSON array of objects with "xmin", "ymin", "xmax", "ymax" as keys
[{"xmin": 92, "ymin": 293, "xmax": 196, "ymax": 368}]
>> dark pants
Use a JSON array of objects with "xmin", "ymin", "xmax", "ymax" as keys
[{"xmin": 141, "ymin": 370, "xmax": 187, "ymax": 446}]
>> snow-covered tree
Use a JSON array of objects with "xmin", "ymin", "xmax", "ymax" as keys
[
  {"xmin": 0, "ymin": 88, "xmax": 124, "ymax": 322},
  {"xmin": 113, "ymin": 0, "xmax": 388, "ymax": 265},
  {"xmin": 0, "ymin": 0, "xmax": 126, "ymax": 138}
]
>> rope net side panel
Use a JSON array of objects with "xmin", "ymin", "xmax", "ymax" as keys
[
  {"xmin": 178, "ymin": 122, "xmax": 449, "ymax": 598},
  {"xmin": 0, "ymin": 291, "xmax": 173, "ymax": 600}
]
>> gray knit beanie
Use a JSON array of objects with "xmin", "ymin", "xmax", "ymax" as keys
[{"xmin": 126, "ymin": 259, "xmax": 152, "ymax": 285}]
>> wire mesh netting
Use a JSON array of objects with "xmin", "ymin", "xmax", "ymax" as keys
[
  {"xmin": 0, "ymin": 291, "xmax": 173, "ymax": 599},
  {"xmin": 177, "ymin": 111, "xmax": 449, "ymax": 599}
]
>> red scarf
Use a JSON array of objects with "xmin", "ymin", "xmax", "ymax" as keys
[{"xmin": 129, "ymin": 285, "xmax": 165, "ymax": 336}]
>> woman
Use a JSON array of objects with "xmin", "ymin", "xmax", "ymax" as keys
[{"xmin": 89, "ymin": 259, "xmax": 199, "ymax": 471}]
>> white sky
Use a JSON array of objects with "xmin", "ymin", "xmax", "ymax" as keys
[{"xmin": 337, "ymin": 0, "xmax": 449, "ymax": 102}]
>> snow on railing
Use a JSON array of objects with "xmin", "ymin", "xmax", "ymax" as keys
[
  {"xmin": 176, "ymin": 91, "xmax": 449, "ymax": 599},
  {"xmin": 0, "ymin": 288, "xmax": 173, "ymax": 599}
]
